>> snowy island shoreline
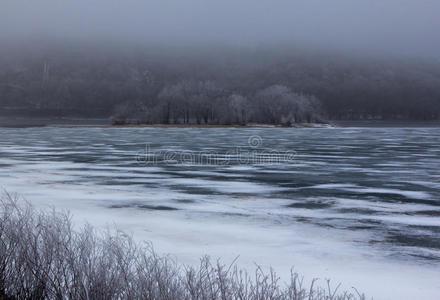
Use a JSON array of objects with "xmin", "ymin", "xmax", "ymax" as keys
[{"xmin": 2, "ymin": 117, "xmax": 440, "ymax": 129}]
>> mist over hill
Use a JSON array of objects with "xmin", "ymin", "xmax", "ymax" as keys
[
  {"xmin": 1, "ymin": 1, "xmax": 440, "ymax": 124},
  {"xmin": 1, "ymin": 42, "xmax": 439, "ymax": 124}
]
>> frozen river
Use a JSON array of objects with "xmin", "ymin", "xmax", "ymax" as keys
[{"xmin": 1, "ymin": 127, "xmax": 439, "ymax": 299}]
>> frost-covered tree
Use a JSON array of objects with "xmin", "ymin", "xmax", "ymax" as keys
[{"xmin": 253, "ymin": 85, "xmax": 324, "ymax": 125}]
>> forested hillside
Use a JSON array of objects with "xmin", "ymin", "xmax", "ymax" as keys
[{"xmin": 1, "ymin": 42, "xmax": 439, "ymax": 125}]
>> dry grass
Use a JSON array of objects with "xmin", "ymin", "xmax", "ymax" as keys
[{"xmin": 0, "ymin": 192, "xmax": 366, "ymax": 300}]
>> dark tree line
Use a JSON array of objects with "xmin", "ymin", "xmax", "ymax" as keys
[{"xmin": 0, "ymin": 42, "xmax": 439, "ymax": 124}]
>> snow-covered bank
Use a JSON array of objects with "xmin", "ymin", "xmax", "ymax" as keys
[{"xmin": 1, "ymin": 193, "xmax": 364, "ymax": 300}]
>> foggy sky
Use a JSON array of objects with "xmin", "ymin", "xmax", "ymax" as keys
[{"xmin": 1, "ymin": 0, "xmax": 439, "ymax": 58}]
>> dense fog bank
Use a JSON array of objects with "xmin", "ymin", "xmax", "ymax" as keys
[{"xmin": 1, "ymin": 42, "xmax": 439, "ymax": 124}]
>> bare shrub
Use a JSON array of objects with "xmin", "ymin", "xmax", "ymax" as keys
[{"xmin": 0, "ymin": 192, "xmax": 366, "ymax": 300}]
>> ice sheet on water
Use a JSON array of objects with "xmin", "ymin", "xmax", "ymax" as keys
[
  {"xmin": 2, "ymin": 127, "xmax": 440, "ymax": 299},
  {"xmin": 342, "ymin": 187, "xmax": 431, "ymax": 200},
  {"xmin": 161, "ymin": 177, "xmax": 286, "ymax": 194}
]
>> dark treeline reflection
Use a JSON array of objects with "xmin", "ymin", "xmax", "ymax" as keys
[{"xmin": 1, "ymin": 41, "xmax": 439, "ymax": 125}]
